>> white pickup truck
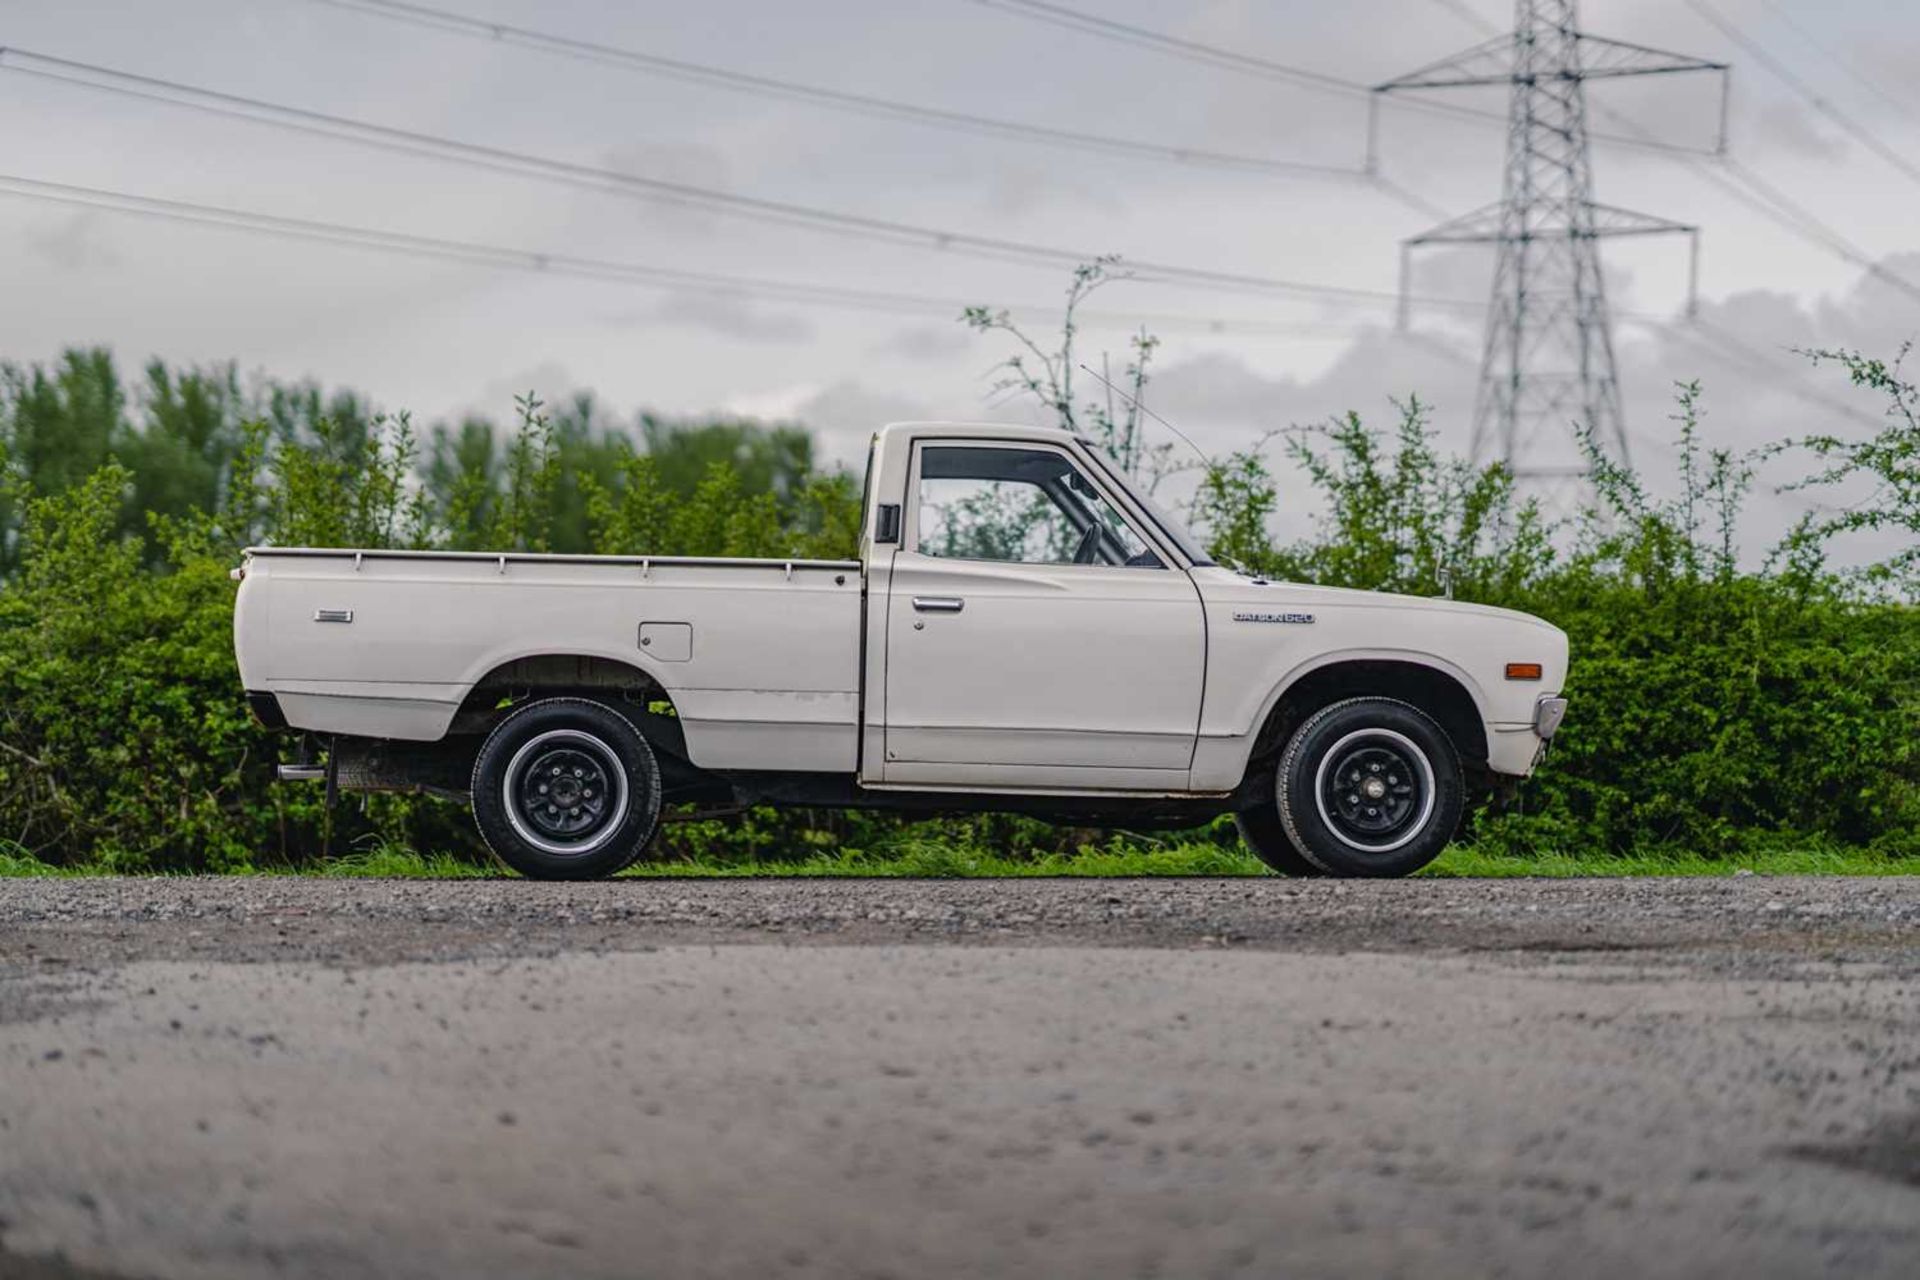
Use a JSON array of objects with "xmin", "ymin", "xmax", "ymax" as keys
[{"xmin": 234, "ymin": 420, "xmax": 1568, "ymax": 879}]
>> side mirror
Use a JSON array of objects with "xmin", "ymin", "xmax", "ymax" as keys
[{"xmin": 874, "ymin": 503, "xmax": 901, "ymax": 544}]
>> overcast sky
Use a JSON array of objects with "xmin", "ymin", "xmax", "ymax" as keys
[{"xmin": 5, "ymin": 0, "xmax": 1919, "ymax": 545}]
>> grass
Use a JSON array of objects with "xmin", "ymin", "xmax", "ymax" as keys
[
  {"xmin": 4, "ymin": 837, "xmax": 1916, "ymax": 880},
  {"xmin": 289, "ymin": 835, "xmax": 1920, "ymax": 879},
  {"xmin": 1421, "ymin": 845, "xmax": 1920, "ymax": 878},
  {"xmin": 620, "ymin": 838, "xmax": 1269, "ymax": 879},
  {"xmin": 313, "ymin": 845, "xmax": 492, "ymax": 879},
  {"xmin": 616, "ymin": 843, "xmax": 1920, "ymax": 879},
  {"xmin": 0, "ymin": 847, "xmax": 88, "ymax": 878}
]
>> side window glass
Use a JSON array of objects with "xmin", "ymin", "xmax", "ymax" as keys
[{"xmin": 914, "ymin": 446, "xmax": 1163, "ymax": 568}]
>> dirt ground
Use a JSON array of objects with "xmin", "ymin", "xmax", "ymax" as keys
[{"xmin": 2, "ymin": 876, "xmax": 1916, "ymax": 1279}]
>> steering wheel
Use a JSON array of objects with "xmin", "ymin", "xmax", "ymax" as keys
[{"xmin": 1072, "ymin": 525, "xmax": 1101, "ymax": 565}]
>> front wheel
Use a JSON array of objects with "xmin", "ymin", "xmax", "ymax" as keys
[
  {"xmin": 470, "ymin": 697, "xmax": 662, "ymax": 879},
  {"xmin": 1233, "ymin": 805, "xmax": 1327, "ymax": 877},
  {"xmin": 1270, "ymin": 697, "xmax": 1464, "ymax": 878}
]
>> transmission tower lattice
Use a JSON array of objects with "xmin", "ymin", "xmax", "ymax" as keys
[{"xmin": 1375, "ymin": 0, "xmax": 1727, "ymax": 505}]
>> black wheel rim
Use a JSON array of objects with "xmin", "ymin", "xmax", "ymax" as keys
[
  {"xmin": 1314, "ymin": 729, "xmax": 1434, "ymax": 854},
  {"xmin": 502, "ymin": 730, "xmax": 628, "ymax": 856}
]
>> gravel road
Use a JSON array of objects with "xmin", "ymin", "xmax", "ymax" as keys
[{"xmin": 2, "ymin": 876, "xmax": 1916, "ymax": 1279}]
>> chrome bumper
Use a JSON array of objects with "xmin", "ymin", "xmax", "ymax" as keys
[{"xmin": 1533, "ymin": 694, "xmax": 1569, "ymax": 740}]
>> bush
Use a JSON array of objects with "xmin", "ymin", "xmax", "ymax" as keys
[
  {"xmin": 0, "ymin": 467, "xmax": 283, "ymax": 870},
  {"xmin": 0, "ymin": 342, "xmax": 1914, "ymax": 872},
  {"xmin": 0, "ymin": 367, "xmax": 864, "ymax": 871},
  {"xmin": 1194, "ymin": 388, "xmax": 1918, "ymax": 859}
]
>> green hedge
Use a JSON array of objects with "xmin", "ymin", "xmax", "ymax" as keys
[
  {"xmin": 1192, "ymin": 388, "xmax": 1918, "ymax": 860},
  {"xmin": 1, "ymin": 354, "xmax": 1914, "ymax": 871}
]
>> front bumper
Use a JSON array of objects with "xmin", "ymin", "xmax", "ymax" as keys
[
  {"xmin": 1489, "ymin": 695, "xmax": 1570, "ymax": 776},
  {"xmin": 1533, "ymin": 694, "xmax": 1569, "ymax": 740},
  {"xmin": 1527, "ymin": 694, "xmax": 1569, "ymax": 771}
]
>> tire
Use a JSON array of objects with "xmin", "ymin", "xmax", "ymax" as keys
[
  {"xmin": 1233, "ymin": 804, "xmax": 1328, "ymax": 877},
  {"xmin": 470, "ymin": 697, "xmax": 662, "ymax": 880},
  {"xmin": 1273, "ymin": 697, "xmax": 1464, "ymax": 878}
]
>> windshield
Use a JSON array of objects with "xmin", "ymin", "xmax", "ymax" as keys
[{"xmin": 1076, "ymin": 441, "xmax": 1215, "ymax": 567}]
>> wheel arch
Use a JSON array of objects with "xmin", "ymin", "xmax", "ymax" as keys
[
  {"xmin": 454, "ymin": 646, "xmax": 676, "ymax": 710},
  {"xmin": 451, "ymin": 652, "xmax": 693, "ymax": 764},
  {"xmin": 1244, "ymin": 656, "xmax": 1490, "ymax": 783},
  {"xmin": 456, "ymin": 652, "xmax": 677, "ymax": 715},
  {"xmin": 325, "ymin": 656, "xmax": 704, "ymax": 804}
]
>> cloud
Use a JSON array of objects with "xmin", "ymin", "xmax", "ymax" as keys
[
  {"xmin": 872, "ymin": 324, "xmax": 974, "ymax": 361},
  {"xmin": 26, "ymin": 213, "xmax": 120, "ymax": 271},
  {"xmin": 779, "ymin": 379, "xmax": 941, "ymax": 468},
  {"xmin": 1147, "ymin": 328, "xmax": 1480, "ymax": 445},
  {"xmin": 1095, "ymin": 253, "xmax": 1920, "ymax": 561},
  {"xmin": 471, "ymin": 361, "xmax": 581, "ymax": 420},
  {"xmin": 978, "ymin": 159, "xmax": 1118, "ymax": 221},
  {"xmin": 599, "ymin": 141, "xmax": 734, "ymax": 234},
  {"xmin": 1752, "ymin": 100, "xmax": 1849, "ymax": 163},
  {"xmin": 608, "ymin": 290, "xmax": 815, "ymax": 343},
  {"xmin": 1816, "ymin": 250, "xmax": 1920, "ymax": 341},
  {"xmin": 1138, "ymin": 247, "xmax": 1920, "ymax": 468},
  {"xmin": 7, "ymin": 0, "xmax": 1918, "ymax": 567},
  {"xmin": 1403, "ymin": 246, "xmax": 1496, "ymax": 308}
]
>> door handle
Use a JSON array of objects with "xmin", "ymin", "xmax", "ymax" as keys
[{"xmin": 912, "ymin": 596, "xmax": 965, "ymax": 613}]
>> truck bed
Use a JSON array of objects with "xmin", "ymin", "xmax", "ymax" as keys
[{"xmin": 233, "ymin": 548, "xmax": 864, "ymax": 771}]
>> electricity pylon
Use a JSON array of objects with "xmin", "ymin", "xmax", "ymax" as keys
[{"xmin": 1375, "ymin": 0, "xmax": 1727, "ymax": 507}]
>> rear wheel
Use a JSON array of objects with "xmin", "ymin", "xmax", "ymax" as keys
[
  {"xmin": 1268, "ymin": 697, "xmax": 1464, "ymax": 878},
  {"xmin": 470, "ymin": 697, "xmax": 662, "ymax": 880}
]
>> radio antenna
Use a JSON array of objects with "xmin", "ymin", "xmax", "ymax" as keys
[{"xmin": 1075, "ymin": 363, "xmax": 1212, "ymax": 474}]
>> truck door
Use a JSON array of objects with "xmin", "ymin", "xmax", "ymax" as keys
[{"xmin": 878, "ymin": 439, "xmax": 1206, "ymax": 790}]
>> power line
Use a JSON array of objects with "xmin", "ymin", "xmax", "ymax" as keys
[
  {"xmin": 966, "ymin": 0, "xmax": 1722, "ymax": 159},
  {"xmin": 0, "ymin": 46, "xmax": 1473, "ymax": 313},
  {"xmin": 26, "ymin": 175, "xmax": 1858, "ymax": 475},
  {"xmin": 1749, "ymin": 0, "xmax": 1917, "ymax": 120},
  {"xmin": 296, "ymin": 0, "xmax": 1370, "ymax": 186},
  {"xmin": 1712, "ymin": 158, "xmax": 1920, "ymax": 304},
  {"xmin": 1592, "ymin": 79, "xmax": 1920, "ymax": 300},
  {"xmin": 1381, "ymin": 7, "xmax": 1888, "ymax": 520},
  {"xmin": 1614, "ymin": 112, "xmax": 1920, "ymax": 304},
  {"xmin": 1420, "ymin": 0, "xmax": 1920, "ymax": 306},
  {"xmin": 1640, "ymin": 316, "xmax": 1885, "ymax": 431},
  {"xmin": 0, "ymin": 171, "xmax": 1419, "ymax": 338},
  {"xmin": 969, "ymin": 0, "xmax": 1356, "ymax": 93},
  {"xmin": 1682, "ymin": 0, "xmax": 1920, "ymax": 191},
  {"xmin": 1422, "ymin": 0, "xmax": 1500, "ymax": 37},
  {"xmin": 1383, "ymin": 1, "xmax": 1724, "ymax": 497},
  {"xmin": 1384, "ymin": 309, "xmax": 1881, "ymax": 462}
]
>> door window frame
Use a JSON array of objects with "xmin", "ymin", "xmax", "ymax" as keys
[{"xmin": 902, "ymin": 438, "xmax": 1187, "ymax": 571}]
